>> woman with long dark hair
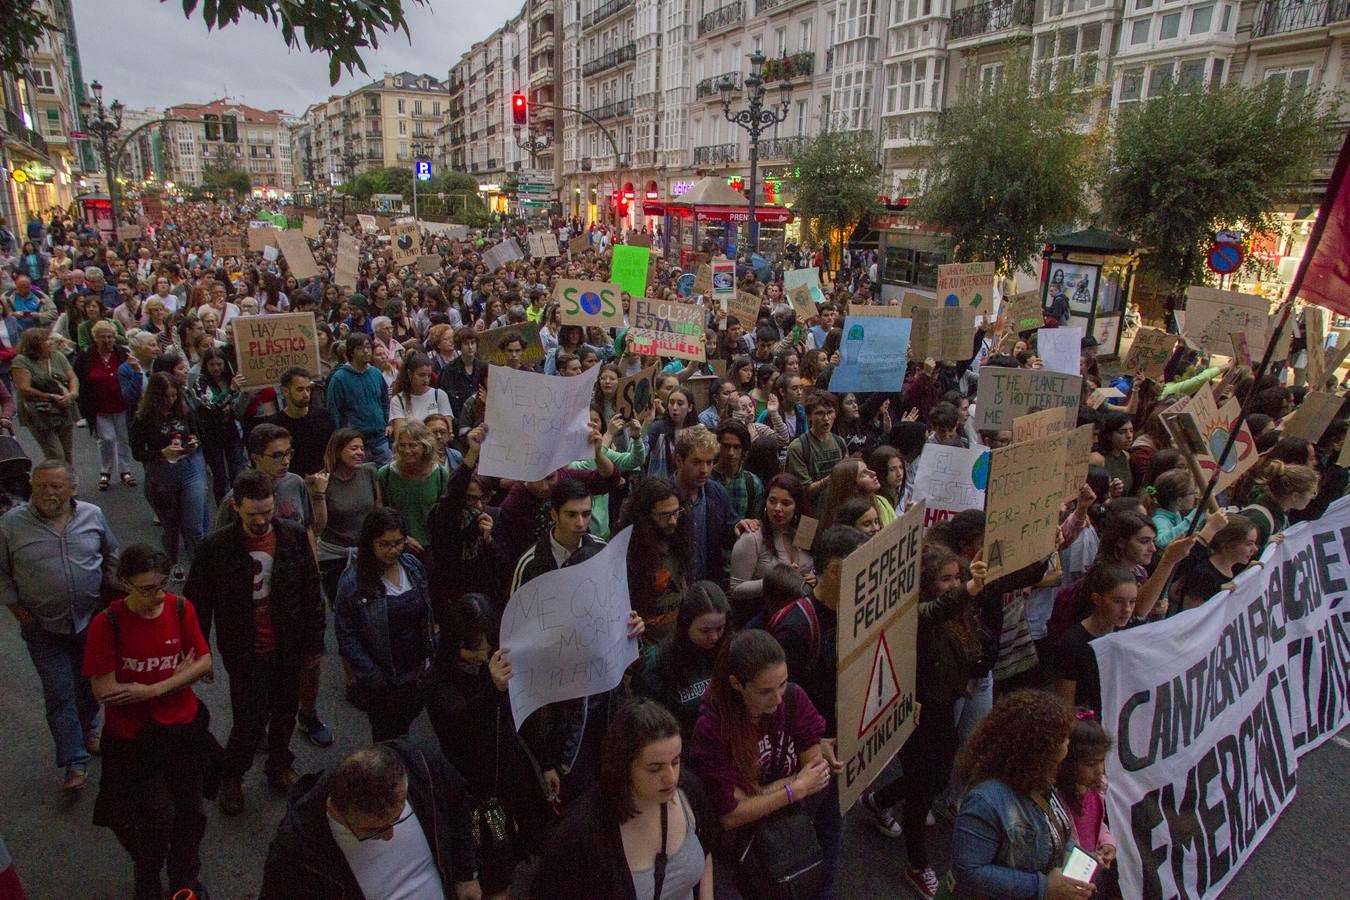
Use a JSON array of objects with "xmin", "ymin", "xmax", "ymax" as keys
[
  {"xmin": 636, "ymin": 582, "xmax": 732, "ymax": 741},
  {"xmin": 644, "ymin": 386, "xmax": 698, "ymax": 478},
  {"xmin": 187, "ymin": 344, "xmax": 246, "ymax": 505},
  {"xmin": 728, "ymin": 473, "xmax": 815, "ymax": 614},
  {"xmin": 868, "ymin": 444, "xmax": 907, "ymax": 512},
  {"xmin": 617, "ymin": 477, "xmax": 697, "ymax": 642},
  {"xmin": 333, "ymin": 507, "xmax": 435, "ymax": 740},
  {"xmin": 129, "ymin": 372, "xmax": 208, "ymax": 567}
]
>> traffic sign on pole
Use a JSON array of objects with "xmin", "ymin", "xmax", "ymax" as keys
[
  {"xmin": 414, "ymin": 159, "xmax": 433, "ymax": 182},
  {"xmin": 1207, "ymin": 241, "xmax": 1245, "ymax": 275}
]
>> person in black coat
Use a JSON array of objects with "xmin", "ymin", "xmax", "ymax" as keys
[
  {"xmin": 259, "ymin": 736, "xmax": 481, "ymax": 899},
  {"xmin": 435, "ymin": 326, "xmax": 489, "ymax": 423},
  {"xmin": 185, "ymin": 468, "xmax": 324, "ymax": 815}
]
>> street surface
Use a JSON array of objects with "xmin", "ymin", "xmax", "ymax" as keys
[{"xmin": 0, "ymin": 427, "xmax": 1344, "ymax": 898}]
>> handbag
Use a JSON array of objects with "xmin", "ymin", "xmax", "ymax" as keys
[{"xmin": 735, "ymin": 689, "xmax": 824, "ymax": 900}]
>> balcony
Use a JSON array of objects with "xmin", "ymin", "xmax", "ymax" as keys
[
  {"xmin": 487, "ymin": 158, "xmax": 499, "ymax": 169},
  {"xmin": 696, "ymin": 71, "xmax": 742, "ymax": 99},
  {"xmin": 693, "ymin": 142, "xmax": 738, "ymax": 165},
  {"xmin": 4, "ymin": 110, "xmax": 48, "ymax": 156},
  {"xmin": 699, "ymin": 2, "xmax": 744, "ymax": 36},
  {"xmin": 587, "ymin": 97, "xmax": 635, "ymax": 120},
  {"xmin": 761, "ymin": 51, "xmax": 814, "ymax": 81},
  {"xmin": 471, "ymin": 162, "xmax": 480, "ymax": 172},
  {"xmin": 948, "ymin": 0, "xmax": 1034, "ymax": 42},
  {"xmin": 758, "ymin": 135, "xmax": 805, "ymax": 160},
  {"xmin": 583, "ymin": 0, "xmax": 634, "ymax": 30},
  {"xmin": 364, "ymin": 128, "xmax": 382, "ymax": 138},
  {"xmin": 755, "ymin": 0, "xmax": 813, "ymax": 12},
  {"xmin": 583, "ymin": 42, "xmax": 637, "ymax": 77},
  {"xmin": 365, "ymin": 150, "xmax": 384, "ymax": 161},
  {"xmin": 1252, "ymin": 0, "xmax": 1350, "ymax": 38}
]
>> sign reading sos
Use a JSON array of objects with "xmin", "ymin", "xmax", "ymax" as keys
[{"xmin": 555, "ymin": 279, "xmax": 624, "ymax": 328}]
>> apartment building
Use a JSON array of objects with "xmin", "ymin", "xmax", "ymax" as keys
[
  {"xmin": 117, "ymin": 106, "xmax": 167, "ymax": 184},
  {"xmin": 162, "ymin": 100, "xmax": 294, "ymax": 193}
]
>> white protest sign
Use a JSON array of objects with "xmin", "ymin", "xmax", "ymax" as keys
[
  {"xmin": 482, "ymin": 238, "xmax": 524, "ymax": 271},
  {"xmin": 420, "ymin": 221, "xmax": 469, "ymax": 239},
  {"xmin": 1094, "ymin": 496, "xmax": 1350, "ymax": 900},
  {"xmin": 973, "ymin": 368, "xmax": 1082, "ymax": 432},
  {"xmin": 480, "ymin": 364, "xmax": 600, "ymax": 481},
  {"xmin": 1037, "ymin": 325, "xmax": 1083, "ymax": 375},
  {"xmin": 500, "ymin": 527, "xmax": 638, "ymax": 728},
  {"xmin": 356, "ymin": 214, "xmax": 378, "ymax": 233},
  {"xmin": 910, "ymin": 444, "xmax": 988, "ymax": 530},
  {"xmin": 527, "ymin": 231, "xmax": 561, "ymax": 258}
]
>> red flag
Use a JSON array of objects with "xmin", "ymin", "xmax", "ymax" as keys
[{"xmin": 1296, "ymin": 129, "xmax": 1350, "ymax": 316}]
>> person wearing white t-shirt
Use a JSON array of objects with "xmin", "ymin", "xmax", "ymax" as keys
[
  {"xmin": 147, "ymin": 276, "xmax": 180, "ymax": 315},
  {"xmin": 389, "ymin": 351, "xmax": 453, "ymax": 439}
]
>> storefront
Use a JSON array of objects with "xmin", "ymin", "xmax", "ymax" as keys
[
  {"xmin": 877, "ymin": 206, "xmax": 951, "ymax": 301},
  {"xmin": 642, "ymin": 176, "xmax": 792, "ymax": 268},
  {"xmin": 1041, "ymin": 228, "xmax": 1139, "ymax": 359}
]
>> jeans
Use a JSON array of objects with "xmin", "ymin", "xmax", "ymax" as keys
[
  {"xmin": 810, "ymin": 781, "xmax": 844, "ymax": 900},
  {"xmin": 223, "ymin": 652, "xmax": 300, "ymax": 778},
  {"xmin": 366, "ymin": 433, "xmax": 392, "ymax": 466},
  {"xmin": 200, "ymin": 425, "xmax": 246, "ymax": 505},
  {"xmin": 94, "ymin": 411, "xmax": 133, "ymax": 476},
  {"xmin": 30, "ymin": 422, "xmax": 74, "ymax": 464},
  {"xmin": 20, "ymin": 623, "xmax": 101, "ymax": 770},
  {"xmin": 144, "ymin": 450, "xmax": 209, "ymax": 565},
  {"xmin": 954, "ymin": 671, "xmax": 994, "ymax": 747},
  {"xmin": 110, "ymin": 767, "xmax": 205, "ymax": 900}
]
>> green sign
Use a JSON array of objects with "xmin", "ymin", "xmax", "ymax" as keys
[{"xmin": 610, "ymin": 244, "xmax": 651, "ymax": 298}]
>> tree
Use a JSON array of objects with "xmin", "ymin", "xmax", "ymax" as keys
[
  {"xmin": 0, "ymin": 0, "xmax": 427, "ymax": 84},
  {"xmin": 788, "ymin": 129, "xmax": 883, "ymax": 262},
  {"xmin": 1100, "ymin": 80, "xmax": 1336, "ymax": 296},
  {"xmin": 914, "ymin": 54, "xmax": 1098, "ymax": 275},
  {"xmin": 200, "ymin": 144, "xmax": 251, "ymax": 197}
]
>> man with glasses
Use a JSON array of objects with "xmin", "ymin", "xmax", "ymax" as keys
[
  {"xmin": 712, "ymin": 419, "xmax": 764, "ymax": 520},
  {"xmin": 259, "ymin": 739, "xmax": 481, "ymax": 899},
  {"xmin": 187, "ymin": 469, "xmax": 325, "ymax": 816}
]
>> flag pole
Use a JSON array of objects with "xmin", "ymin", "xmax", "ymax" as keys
[{"xmin": 1185, "ymin": 129, "xmax": 1350, "ymax": 536}]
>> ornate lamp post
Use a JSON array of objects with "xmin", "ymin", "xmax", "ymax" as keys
[
  {"xmin": 80, "ymin": 80, "xmax": 124, "ymax": 232},
  {"xmin": 719, "ymin": 50, "xmax": 792, "ymax": 254},
  {"xmin": 516, "ymin": 129, "xmax": 550, "ymax": 168}
]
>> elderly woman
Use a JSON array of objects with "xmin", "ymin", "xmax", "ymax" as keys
[
  {"xmin": 371, "ymin": 315, "xmax": 402, "ymax": 368},
  {"xmin": 75, "ymin": 320, "xmax": 135, "ymax": 489},
  {"xmin": 142, "ymin": 297, "xmax": 174, "ymax": 350},
  {"xmin": 11, "ymin": 326, "xmax": 79, "ymax": 462},
  {"xmin": 119, "ymin": 329, "xmax": 160, "ymax": 413}
]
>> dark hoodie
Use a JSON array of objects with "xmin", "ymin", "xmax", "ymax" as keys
[{"xmin": 259, "ymin": 736, "xmax": 476, "ymax": 899}]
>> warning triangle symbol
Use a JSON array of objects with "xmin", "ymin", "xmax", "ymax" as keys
[{"xmin": 857, "ymin": 632, "xmax": 901, "ymax": 739}]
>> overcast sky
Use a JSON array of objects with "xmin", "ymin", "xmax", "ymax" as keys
[{"xmin": 70, "ymin": 0, "xmax": 505, "ymax": 114}]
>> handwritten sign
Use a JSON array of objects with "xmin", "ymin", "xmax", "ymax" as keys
[
  {"xmin": 1086, "ymin": 386, "xmax": 1126, "ymax": 409},
  {"xmin": 726, "ymin": 290, "xmax": 763, "ymax": 327},
  {"xmin": 388, "ymin": 221, "xmax": 420, "ymax": 266},
  {"xmin": 711, "ymin": 256, "xmax": 736, "ymax": 299},
  {"xmin": 555, "ymin": 279, "xmax": 624, "ymax": 329},
  {"xmin": 216, "ymin": 235, "xmax": 243, "ymax": 258},
  {"xmin": 910, "ymin": 306, "xmax": 973, "ymax": 363},
  {"xmin": 568, "ymin": 233, "xmax": 590, "ymax": 256},
  {"xmin": 610, "ymin": 244, "xmax": 651, "ymax": 298},
  {"xmin": 416, "ymin": 254, "xmax": 442, "ymax": 276},
  {"xmin": 274, "ymin": 229, "xmax": 322, "ymax": 281},
  {"xmin": 787, "ymin": 284, "xmax": 816, "ymax": 323},
  {"xmin": 911, "ymin": 444, "xmax": 988, "ymax": 529},
  {"xmin": 302, "ymin": 216, "xmax": 321, "ymax": 239},
  {"xmin": 831, "ymin": 314, "xmax": 912, "ymax": 393},
  {"xmin": 478, "ymin": 320, "xmax": 545, "ymax": 368},
  {"xmin": 527, "ymin": 232, "xmax": 560, "ymax": 258},
  {"xmin": 983, "ymin": 430, "xmax": 1069, "ymax": 579},
  {"xmin": 482, "ymin": 238, "xmax": 524, "ymax": 272},
  {"xmin": 1281, "ymin": 390, "xmax": 1343, "ymax": 443},
  {"xmin": 937, "ymin": 261, "xmax": 996, "ymax": 310},
  {"xmin": 630, "ymin": 298, "xmax": 705, "ymax": 362},
  {"xmin": 1063, "ymin": 424, "xmax": 1094, "ymax": 498},
  {"xmin": 1122, "ymin": 326, "xmax": 1175, "ymax": 380},
  {"xmin": 480, "ymin": 363, "xmax": 601, "ymax": 482},
  {"xmin": 356, "ymin": 214, "xmax": 378, "ymax": 233},
  {"xmin": 783, "ymin": 267, "xmax": 826, "ymax": 307},
  {"xmin": 500, "ymin": 527, "xmax": 637, "ymax": 728},
  {"xmin": 1012, "ymin": 406, "xmax": 1074, "ymax": 443},
  {"xmin": 615, "ymin": 364, "xmax": 658, "ymax": 422},
  {"xmin": 1182, "ymin": 286, "xmax": 1269, "ymax": 356},
  {"xmin": 1162, "ymin": 387, "xmax": 1259, "ymax": 495},
  {"xmin": 973, "ymin": 369, "xmax": 1082, "ymax": 431},
  {"xmin": 335, "ymin": 233, "xmax": 361, "ymax": 288},
  {"xmin": 1037, "ymin": 325, "xmax": 1083, "ymax": 376},
  {"xmin": 1004, "ymin": 290, "xmax": 1044, "ymax": 332},
  {"xmin": 232, "ymin": 313, "xmax": 320, "ymax": 389}
]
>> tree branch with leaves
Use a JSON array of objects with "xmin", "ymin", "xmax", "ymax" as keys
[{"xmin": 788, "ymin": 128, "xmax": 883, "ymax": 269}]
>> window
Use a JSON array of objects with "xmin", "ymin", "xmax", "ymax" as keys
[
  {"xmin": 1211, "ymin": 58, "xmax": 1225, "ymax": 85},
  {"xmin": 795, "ymin": 99, "xmax": 806, "ymax": 135},
  {"xmin": 1135, "ymin": 0, "xmax": 1152, "ymax": 8},
  {"xmin": 1265, "ymin": 67, "xmax": 1312, "ymax": 96},
  {"xmin": 1190, "ymin": 4, "xmax": 1212, "ymax": 33},
  {"xmin": 414, "ymin": 100, "xmax": 423, "ymax": 116},
  {"xmin": 1131, "ymin": 19, "xmax": 1150, "ymax": 44},
  {"xmin": 1220, "ymin": 4, "xmax": 1231, "ymax": 31},
  {"xmin": 776, "ymin": 27, "xmax": 787, "ymax": 55},
  {"xmin": 397, "ymin": 98, "xmax": 406, "ymax": 114},
  {"xmin": 1160, "ymin": 12, "xmax": 1181, "ymax": 39},
  {"xmin": 1118, "ymin": 68, "xmax": 1144, "ymax": 106},
  {"xmin": 1146, "ymin": 63, "xmax": 1173, "ymax": 97},
  {"xmin": 1177, "ymin": 58, "xmax": 1205, "ymax": 90},
  {"xmin": 979, "ymin": 62, "xmax": 1004, "ymax": 93},
  {"xmin": 800, "ymin": 20, "xmax": 812, "ymax": 51}
]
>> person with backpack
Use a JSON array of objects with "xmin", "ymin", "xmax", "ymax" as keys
[
  {"xmin": 81, "ymin": 544, "xmax": 215, "ymax": 900},
  {"xmin": 785, "ymin": 391, "xmax": 847, "ymax": 508}
]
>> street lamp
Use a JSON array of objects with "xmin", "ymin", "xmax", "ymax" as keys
[
  {"xmin": 720, "ymin": 50, "xmax": 792, "ymax": 254},
  {"xmin": 516, "ymin": 128, "xmax": 550, "ymax": 169},
  {"xmin": 80, "ymin": 79, "xmax": 125, "ymax": 235}
]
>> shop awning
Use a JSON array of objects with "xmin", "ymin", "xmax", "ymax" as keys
[
  {"xmin": 643, "ymin": 201, "xmax": 792, "ymax": 223},
  {"xmin": 1045, "ymin": 227, "xmax": 1138, "ymax": 253}
]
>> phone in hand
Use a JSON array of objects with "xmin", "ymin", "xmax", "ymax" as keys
[{"xmin": 1063, "ymin": 845, "xmax": 1099, "ymax": 884}]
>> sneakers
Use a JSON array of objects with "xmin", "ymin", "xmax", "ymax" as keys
[
  {"xmin": 61, "ymin": 767, "xmax": 87, "ymax": 792},
  {"xmin": 218, "ymin": 775, "xmax": 244, "ymax": 816},
  {"xmin": 297, "ymin": 710, "xmax": 335, "ymax": 747},
  {"xmin": 906, "ymin": 867, "xmax": 940, "ymax": 900},
  {"xmin": 267, "ymin": 767, "xmax": 300, "ymax": 795},
  {"xmin": 860, "ymin": 790, "xmax": 903, "ymax": 839}
]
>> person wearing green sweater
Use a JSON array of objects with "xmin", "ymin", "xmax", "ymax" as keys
[{"xmin": 570, "ymin": 408, "xmax": 648, "ymax": 538}]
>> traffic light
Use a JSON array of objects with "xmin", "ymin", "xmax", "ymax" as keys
[{"xmin": 511, "ymin": 92, "xmax": 527, "ymax": 126}]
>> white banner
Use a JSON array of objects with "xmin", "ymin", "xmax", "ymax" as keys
[
  {"xmin": 480, "ymin": 363, "xmax": 599, "ymax": 482},
  {"xmin": 910, "ymin": 444, "xmax": 988, "ymax": 529},
  {"xmin": 500, "ymin": 527, "xmax": 637, "ymax": 728},
  {"xmin": 1094, "ymin": 497, "xmax": 1350, "ymax": 899}
]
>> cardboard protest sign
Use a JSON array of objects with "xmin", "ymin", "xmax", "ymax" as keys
[
  {"xmin": 416, "ymin": 254, "xmax": 442, "ymax": 275},
  {"xmin": 1122, "ymin": 326, "xmax": 1175, "ymax": 380},
  {"xmin": 274, "ymin": 229, "xmax": 322, "ymax": 281},
  {"xmin": 726, "ymin": 290, "xmax": 763, "ymax": 327},
  {"xmin": 630, "ymin": 298, "xmax": 705, "ymax": 362},
  {"xmin": 628, "ymin": 232, "xmax": 652, "ymax": 248},
  {"xmin": 354, "ymin": 214, "xmax": 378, "ymax": 233},
  {"xmin": 482, "ymin": 238, "xmax": 523, "ymax": 272},
  {"xmin": 784, "ymin": 284, "xmax": 815, "ymax": 323},
  {"xmin": 248, "ymin": 224, "xmax": 278, "ymax": 252},
  {"xmin": 568, "ymin": 233, "xmax": 590, "ymax": 256},
  {"xmin": 831, "ymin": 313, "xmax": 912, "ymax": 393},
  {"xmin": 1229, "ymin": 331, "xmax": 1252, "ymax": 368},
  {"xmin": 499, "ymin": 527, "xmax": 638, "ymax": 728},
  {"xmin": 302, "ymin": 216, "xmax": 321, "ymax": 239},
  {"xmin": 232, "ymin": 313, "xmax": 320, "ymax": 389},
  {"xmin": 1305, "ymin": 305, "xmax": 1328, "ymax": 391},
  {"xmin": 973, "ymin": 369, "xmax": 1081, "ymax": 431},
  {"xmin": 118, "ymin": 224, "xmax": 142, "ymax": 240},
  {"xmin": 1037, "ymin": 325, "xmax": 1084, "ymax": 376},
  {"xmin": 900, "ymin": 291, "xmax": 938, "ymax": 320},
  {"xmin": 614, "ymin": 364, "xmax": 658, "ymax": 422},
  {"xmin": 1161, "ymin": 387, "xmax": 1259, "ymax": 496},
  {"xmin": 911, "ymin": 444, "xmax": 988, "ymax": 530},
  {"xmin": 527, "ymin": 232, "xmax": 560, "ymax": 258},
  {"xmin": 792, "ymin": 516, "xmax": 819, "ymax": 552},
  {"xmin": 334, "ymin": 233, "xmax": 361, "ymax": 288},
  {"xmin": 836, "ymin": 502, "xmax": 923, "ymax": 812},
  {"xmin": 1182, "ymin": 286, "xmax": 1269, "ymax": 356},
  {"xmin": 555, "ymin": 279, "xmax": 624, "ymax": 329},
  {"xmin": 1086, "ymin": 386, "xmax": 1126, "ymax": 409},
  {"xmin": 909, "ymin": 306, "xmax": 973, "ymax": 363},
  {"xmin": 711, "ymin": 256, "xmax": 735, "ymax": 299},
  {"xmin": 783, "ymin": 267, "xmax": 826, "ymax": 306},
  {"xmin": 983, "ymin": 430, "xmax": 1070, "ymax": 579},
  {"xmin": 1004, "ymin": 290, "xmax": 1044, "ymax": 332},
  {"xmin": 421, "ymin": 221, "xmax": 470, "ymax": 239},
  {"xmin": 387, "ymin": 221, "xmax": 420, "ymax": 266},
  {"xmin": 610, "ymin": 244, "xmax": 651, "ymax": 298},
  {"xmin": 479, "ymin": 364, "xmax": 600, "ymax": 482},
  {"xmin": 478, "ymin": 321, "xmax": 545, "ymax": 369},
  {"xmin": 1280, "ymin": 390, "xmax": 1343, "ymax": 443},
  {"xmin": 937, "ymin": 261, "xmax": 996, "ymax": 311},
  {"xmin": 1063, "ymin": 424, "xmax": 1094, "ymax": 498},
  {"xmin": 1012, "ymin": 406, "xmax": 1074, "ymax": 443},
  {"xmin": 216, "ymin": 235, "xmax": 243, "ymax": 258},
  {"xmin": 692, "ymin": 263, "xmax": 713, "ymax": 296}
]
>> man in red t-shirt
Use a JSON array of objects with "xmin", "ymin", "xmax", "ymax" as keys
[{"xmin": 83, "ymin": 544, "xmax": 213, "ymax": 900}]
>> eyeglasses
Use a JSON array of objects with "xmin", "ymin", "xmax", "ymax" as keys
[
  {"xmin": 264, "ymin": 449, "xmax": 295, "ymax": 461},
  {"xmin": 348, "ymin": 806, "xmax": 415, "ymax": 841},
  {"xmin": 653, "ymin": 507, "xmax": 683, "ymax": 522},
  {"xmin": 126, "ymin": 577, "xmax": 169, "ymax": 595}
]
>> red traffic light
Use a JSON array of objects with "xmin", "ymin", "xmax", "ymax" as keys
[{"xmin": 511, "ymin": 92, "xmax": 527, "ymax": 126}]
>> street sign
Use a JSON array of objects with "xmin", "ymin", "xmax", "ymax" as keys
[
  {"xmin": 414, "ymin": 159, "xmax": 433, "ymax": 182},
  {"xmin": 1207, "ymin": 241, "xmax": 1245, "ymax": 275}
]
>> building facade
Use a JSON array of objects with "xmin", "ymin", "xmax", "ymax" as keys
[{"xmin": 162, "ymin": 100, "xmax": 294, "ymax": 194}]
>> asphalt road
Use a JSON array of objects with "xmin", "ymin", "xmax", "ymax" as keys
[{"xmin": 0, "ymin": 426, "xmax": 1344, "ymax": 898}]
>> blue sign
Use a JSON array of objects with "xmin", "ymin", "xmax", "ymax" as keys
[
  {"xmin": 829, "ymin": 315, "xmax": 913, "ymax": 393},
  {"xmin": 676, "ymin": 272, "xmax": 695, "ymax": 298},
  {"xmin": 1206, "ymin": 241, "xmax": 1244, "ymax": 275},
  {"xmin": 414, "ymin": 159, "xmax": 433, "ymax": 182}
]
